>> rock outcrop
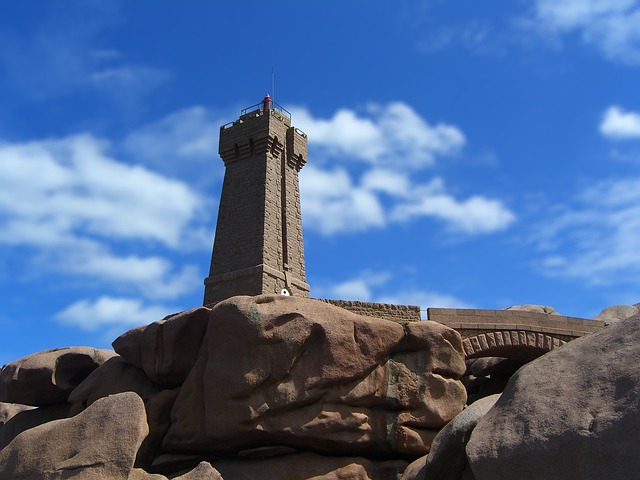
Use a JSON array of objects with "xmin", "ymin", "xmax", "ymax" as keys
[
  {"xmin": 0, "ymin": 402, "xmax": 33, "ymax": 426},
  {"xmin": 503, "ymin": 304, "xmax": 559, "ymax": 315},
  {"xmin": 113, "ymin": 307, "xmax": 211, "ymax": 387},
  {"xmin": 594, "ymin": 304, "xmax": 639, "ymax": 325},
  {"xmin": 466, "ymin": 313, "xmax": 640, "ymax": 479},
  {"xmin": 0, "ymin": 392, "xmax": 148, "ymax": 479},
  {"xmin": 4, "ymin": 295, "xmax": 637, "ymax": 479},
  {"xmin": 0, "ymin": 347, "xmax": 116, "ymax": 406},
  {"xmin": 210, "ymin": 452, "xmax": 408, "ymax": 480},
  {"xmin": 164, "ymin": 295, "xmax": 466, "ymax": 458},
  {"xmin": 402, "ymin": 394, "xmax": 500, "ymax": 480}
]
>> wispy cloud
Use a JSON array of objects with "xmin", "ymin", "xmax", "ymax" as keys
[
  {"xmin": 122, "ymin": 106, "xmax": 222, "ymax": 176},
  {"xmin": 533, "ymin": 176, "xmax": 640, "ymax": 284},
  {"xmin": 291, "ymin": 102, "xmax": 465, "ymax": 169},
  {"xmin": 529, "ymin": 0, "xmax": 640, "ymax": 64},
  {"xmin": 54, "ymin": 247, "xmax": 202, "ymax": 300},
  {"xmin": 0, "ymin": 2, "xmax": 169, "ymax": 100},
  {"xmin": 319, "ymin": 271, "xmax": 392, "ymax": 301},
  {"xmin": 417, "ymin": 19, "xmax": 508, "ymax": 57},
  {"xmin": 600, "ymin": 105, "xmax": 640, "ymax": 139}
]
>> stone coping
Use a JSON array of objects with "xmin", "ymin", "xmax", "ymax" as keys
[
  {"xmin": 428, "ymin": 308, "xmax": 606, "ymax": 337},
  {"xmin": 315, "ymin": 299, "xmax": 421, "ymax": 322}
]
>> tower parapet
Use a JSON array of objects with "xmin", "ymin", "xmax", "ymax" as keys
[{"xmin": 203, "ymin": 96, "xmax": 310, "ymax": 305}]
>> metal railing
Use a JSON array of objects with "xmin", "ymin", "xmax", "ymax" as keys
[{"xmin": 241, "ymin": 99, "xmax": 291, "ymax": 120}]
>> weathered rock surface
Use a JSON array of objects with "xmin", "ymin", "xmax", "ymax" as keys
[
  {"xmin": 68, "ymin": 355, "xmax": 162, "ymax": 412},
  {"xmin": 466, "ymin": 313, "xmax": 640, "ymax": 479},
  {"xmin": 129, "ymin": 462, "xmax": 223, "ymax": 480},
  {"xmin": 165, "ymin": 295, "xmax": 466, "ymax": 457},
  {"xmin": 67, "ymin": 355, "xmax": 177, "ymax": 468},
  {"xmin": 0, "ymin": 392, "xmax": 148, "ymax": 479},
  {"xmin": 0, "ymin": 346, "xmax": 117, "ymax": 406},
  {"xmin": 136, "ymin": 388, "xmax": 181, "ymax": 468},
  {"xmin": 468, "ymin": 357, "xmax": 523, "ymax": 378},
  {"xmin": 211, "ymin": 452, "xmax": 407, "ymax": 480},
  {"xmin": 595, "ymin": 304, "xmax": 639, "ymax": 325},
  {"xmin": 503, "ymin": 304, "xmax": 559, "ymax": 315},
  {"xmin": 113, "ymin": 307, "xmax": 211, "ymax": 387},
  {"xmin": 402, "ymin": 394, "xmax": 500, "ymax": 480},
  {"xmin": 0, "ymin": 402, "xmax": 72, "ymax": 450},
  {"xmin": 169, "ymin": 461, "xmax": 224, "ymax": 480},
  {"xmin": 0, "ymin": 401, "xmax": 34, "ymax": 426}
]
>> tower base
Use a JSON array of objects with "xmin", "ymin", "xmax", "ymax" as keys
[{"xmin": 203, "ymin": 263, "xmax": 310, "ymax": 306}]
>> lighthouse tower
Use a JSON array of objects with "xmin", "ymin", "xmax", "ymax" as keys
[{"xmin": 203, "ymin": 95, "xmax": 310, "ymax": 305}]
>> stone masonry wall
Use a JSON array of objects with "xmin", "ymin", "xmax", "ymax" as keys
[
  {"xmin": 316, "ymin": 299, "xmax": 421, "ymax": 323},
  {"xmin": 428, "ymin": 308, "xmax": 605, "ymax": 338}
]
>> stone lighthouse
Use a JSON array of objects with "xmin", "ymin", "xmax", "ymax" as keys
[{"xmin": 203, "ymin": 95, "xmax": 310, "ymax": 305}]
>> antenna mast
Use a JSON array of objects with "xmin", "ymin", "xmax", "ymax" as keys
[{"xmin": 271, "ymin": 66, "xmax": 275, "ymax": 100}]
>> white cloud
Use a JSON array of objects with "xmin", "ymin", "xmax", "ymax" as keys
[
  {"xmin": 531, "ymin": 0, "xmax": 640, "ymax": 64},
  {"xmin": 300, "ymin": 166, "xmax": 386, "ymax": 235},
  {"xmin": 534, "ymin": 176, "xmax": 640, "ymax": 283},
  {"xmin": 291, "ymin": 102, "xmax": 465, "ymax": 169},
  {"xmin": 301, "ymin": 166, "xmax": 515, "ymax": 236},
  {"xmin": 295, "ymin": 101, "xmax": 513, "ymax": 236},
  {"xmin": 0, "ymin": 134, "xmax": 203, "ymax": 248},
  {"xmin": 55, "ymin": 246, "xmax": 202, "ymax": 300},
  {"xmin": 322, "ymin": 271, "xmax": 392, "ymax": 301},
  {"xmin": 600, "ymin": 106, "xmax": 640, "ymax": 139},
  {"xmin": 361, "ymin": 168, "xmax": 413, "ymax": 196},
  {"xmin": 0, "ymin": 133, "xmax": 208, "ymax": 299},
  {"xmin": 391, "ymin": 189, "xmax": 517, "ymax": 234},
  {"xmin": 55, "ymin": 296, "xmax": 174, "ymax": 331}
]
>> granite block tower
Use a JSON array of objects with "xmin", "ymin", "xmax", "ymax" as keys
[{"xmin": 203, "ymin": 95, "xmax": 310, "ymax": 305}]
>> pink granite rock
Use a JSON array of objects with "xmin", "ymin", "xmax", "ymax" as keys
[
  {"xmin": 164, "ymin": 295, "xmax": 466, "ymax": 457},
  {"xmin": 113, "ymin": 307, "xmax": 211, "ymax": 387},
  {"xmin": 67, "ymin": 355, "xmax": 172, "ymax": 468},
  {"xmin": 0, "ymin": 392, "xmax": 148, "ymax": 479},
  {"xmin": 130, "ymin": 462, "xmax": 223, "ymax": 480},
  {"xmin": 595, "ymin": 304, "xmax": 639, "ymax": 325},
  {"xmin": 466, "ymin": 313, "xmax": 640, "ymax": 479},
  {"xmin": 0, "ymin": 402, "xmax": 34, "ymax": 426},
  {"xmin": 402, "ymin": 394, "xmax": 500, "ymax": 480},
  {"xmin": 68, "ymin": 355, "xmax": 162, "ymax": 412},
  {"xmin": 211, "ymin": 452, "xmax": 407, "ymax": 480},
  {"xmin": 170, "ymin": 462, "xmax": 224, "ymax": 480},
  {"xmin": 0, "ymin": 347, "xmax": 117, "ymax": 406},
  {"xmin": 0, "ymin": 403, "xmax": 71, "ymax": 451}
]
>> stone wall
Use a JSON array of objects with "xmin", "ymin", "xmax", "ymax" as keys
[
  {"xmin": 316, "ymin": 299, "xmax": 421, "ymax": 322},
  {"xmin": 427, "ymin": 308, "xmax": 605, "ymax": 338}
]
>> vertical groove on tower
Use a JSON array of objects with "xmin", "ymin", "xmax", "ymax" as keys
[{"xmin": 280, "ymin": 149, "xmax": 289, "ymax": 272}]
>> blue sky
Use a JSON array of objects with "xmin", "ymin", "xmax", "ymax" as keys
[{"xmin": 2, "ymin": 0, "xmax": 640, "ymax": 364}]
